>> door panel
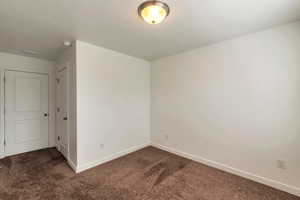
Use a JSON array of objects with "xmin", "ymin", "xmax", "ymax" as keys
[
  {"xmin": 5, "ymin": 71, "xmax": 49, "ymax": 156},
  {"xmin": 15, "ymin": 119, "xmax": 41, "ymax": 143},
  {"xmin": 56, "ymin": 68, "xmax": 68, "ymax": 158},
  {"xmin": 15, "ymin": 78, "xmax": 41, "ymax": 111}
]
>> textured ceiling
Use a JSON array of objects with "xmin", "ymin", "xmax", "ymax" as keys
[{"xmin": 0, "ymin": 0, "xmax": 300, "ymax": 61}]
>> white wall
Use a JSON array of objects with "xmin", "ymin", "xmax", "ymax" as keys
[
  {"xmin": 76, "ymin": 41, "xmax": 150, "ymax": 170},
  {"xmin": 56, "ymin": 46, "xmax": 77, "ymax": 168},
  {"xmin": 0, "ymin": 52, "xmax": 55, "ymax": 158},
  {"xmin": 151, "ymin": 21, "xmax": 300, "ymax": 195}
]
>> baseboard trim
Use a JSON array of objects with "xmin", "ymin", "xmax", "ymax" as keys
[
  {"xmin": 76, "ymin": 142, "xmax": 151, "ymax": 173},
  {"xmin": 56, "ymin": 145, "xmax": 77, "ymax": 173},
  {"xmin": 67, "ymin": 159, "xmax": 77, "ymax": 172},
  {"xmin": 151, "ymin": 142, "xmax": 300, "ymax": 197},
  {"xmin": 0, "ymin": 145, "xmax": 56, "ymax": 160}
]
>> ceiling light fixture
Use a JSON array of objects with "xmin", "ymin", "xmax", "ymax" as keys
[{"xmin": 138, "ymin": 1, "xmax": 170, "ymax": 25}]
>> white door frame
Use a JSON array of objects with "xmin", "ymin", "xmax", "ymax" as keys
[
  {"xmin": 0, "ymin": 66, "xmax": 55, "ymax": 159},
  {"xmin": 55, "ymin": 64, "xmax": 70, "ymax": 161}
]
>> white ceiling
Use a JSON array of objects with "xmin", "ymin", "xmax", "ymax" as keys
[{"xmin": 0, "ymin": 0, "xmax": 300, "ymax": 61}]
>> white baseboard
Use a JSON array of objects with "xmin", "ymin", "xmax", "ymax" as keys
[
  {"xmin": 0, "ymin": 145, "xmax": 56, "ymax": 160},
  {"xmin": 55, "ymin": 145, "xmax": 77, "ymax": 173},
  {"xmin": 76, "ymin": 142, "xmax": 151, "ymax": 173},
  {"xmin": 151, "ymin": 142, "xmax": 300, "ymax": 197},
  {"xmin": 67, "ymin": 159, "xmax": 77, "ymax": 172}
]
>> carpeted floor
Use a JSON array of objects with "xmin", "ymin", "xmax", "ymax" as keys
[{"xmin": 0, "ymin": 147, "xmax": 299, "ymax": 200}]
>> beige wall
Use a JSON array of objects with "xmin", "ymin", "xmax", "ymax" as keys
[
  {"xmin": 75, "ymin": 41, "xmax": 151, "ymax": 171},
  {"xmin": 151, "ymin": 21, "xmax": 300, "ymax": 195}
]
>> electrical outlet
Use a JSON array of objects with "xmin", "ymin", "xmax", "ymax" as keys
[{"xmin": 277, "ymin": 160, "xmax": 287, "ymax": 170}]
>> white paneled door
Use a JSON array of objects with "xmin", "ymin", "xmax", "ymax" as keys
[
  {"xmin": 5, "ymin": 71, "xmax": 49, "ymax": 156},
  {"xmin": 56, "ymin": 68, "xmax": 68, "ymax": 158}
]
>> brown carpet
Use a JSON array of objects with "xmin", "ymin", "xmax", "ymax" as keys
[{"xmin": 0, "ymin": 147, "xmax": 299, "ymax": 200}]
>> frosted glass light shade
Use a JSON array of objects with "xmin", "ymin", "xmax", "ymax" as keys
[{"xmin": 138, "ymin": 1, "xmax": 170, "ymax": 24}]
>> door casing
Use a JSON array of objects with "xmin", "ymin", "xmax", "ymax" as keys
[{"xmin": 56, "ymin": 67, "xmax": 69, "ymax": 159}]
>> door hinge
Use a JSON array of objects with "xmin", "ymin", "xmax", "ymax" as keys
[
  {"xmin": 57, "ymin": 107, "xmax": 60, "ymax": 112},
  {"xmin": 58, "ymin": 136, "xmax": 60, "ymax": 141},
  {"xmin": 3, "ymin": 77, "xmax": 6, "ymax": 83},
  {"xmin": 56, "ymin": 78, "xmax": 60, "ymax": 84},
  {"xmin": 4, "ymin": 140, "xmax": 6, "ymax": 146}
]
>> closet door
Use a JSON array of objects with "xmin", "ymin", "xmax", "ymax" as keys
[{"xmin": 5, "ymin": 70, "xmax": 49, "ymax": 156}]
